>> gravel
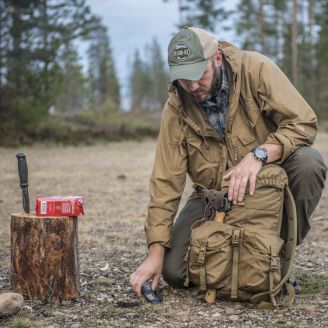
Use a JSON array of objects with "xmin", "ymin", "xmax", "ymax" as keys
[{"xmin": 0, "ymin": 134, "xmax": 327, "ymax": 327}]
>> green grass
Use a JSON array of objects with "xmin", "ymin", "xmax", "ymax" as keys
[
  {"xmin": 11, "ymin": 317, "xmax": 31, "ymax": 328},
  {"xmin": 296, "ymin": 272, "xmax": 328, "ymax": 295}
]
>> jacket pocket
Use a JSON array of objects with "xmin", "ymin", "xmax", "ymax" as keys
[
  {"xmin": 237, "ymin": 133, "xmax": 256, "ymax": 146},
  {"xmin": 186, "ymin": 131, "xmax": 220, "ymax": 163},
  {"xmin": 235, "ymin": 131, "xmax": 257, "ymax": 160}
]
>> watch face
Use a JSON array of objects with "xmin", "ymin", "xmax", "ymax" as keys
[{"xmin": 255, "ymin": 148, "xmax": 267, "ymax": 159}]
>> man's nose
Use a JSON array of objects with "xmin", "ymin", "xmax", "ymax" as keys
[{"xmin": 189, "ymin": 81, "xmax": 199, "ymax": 92}]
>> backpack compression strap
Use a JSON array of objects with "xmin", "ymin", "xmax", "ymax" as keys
[{"xmin": 250, "ymin": 186, "xmax": 297, "ymax": 307}]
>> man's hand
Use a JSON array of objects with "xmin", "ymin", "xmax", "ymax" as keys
[
  {"xmin": 129, "ymin": 243, "xmax": 165, "ymax": 296},
  {"xmin": 223, "ymin": 152, "xmax": 262, "ymax": 204},
  {"xmin": 223, "ymin": 144, "xmax": 283, "ymax": 204}
]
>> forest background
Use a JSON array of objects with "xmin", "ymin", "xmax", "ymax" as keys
[{"xmin": 1, "ymin": 0, "xmax": 327, "ymax": 146}]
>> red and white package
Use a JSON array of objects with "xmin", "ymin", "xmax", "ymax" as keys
[{"xmin": 36, "ymin": 196, "xmax": 84, "ymax": 217}]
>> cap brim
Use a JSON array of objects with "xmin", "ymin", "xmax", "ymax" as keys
[{"xmin": 169, "ymin": 60, "xmax": 208, "ymax": 82}]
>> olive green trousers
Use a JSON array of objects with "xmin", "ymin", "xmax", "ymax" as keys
[{"xmin": 162, "ymin": 146, "xmax": 327, "ymax": 287}]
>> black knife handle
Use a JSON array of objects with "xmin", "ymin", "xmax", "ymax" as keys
[
  {"xmin": 16, "ymin": 153, "xmax": 29, "ymax": 187},
  {"xmin": 141, "ymin": 283, "xmax": 161, "ymax": 304}
]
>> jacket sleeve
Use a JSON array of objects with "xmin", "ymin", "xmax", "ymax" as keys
[
  {"xmin": 145, "ymin": 100, "xmax": 188, "ymax": 248},
  {"xmin": 254, "ymin": 53, "xmax": 318, "ymax": 163}
]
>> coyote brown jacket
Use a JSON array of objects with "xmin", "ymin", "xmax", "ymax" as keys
[{"xmin": 145, "ymin": 41, "xmax": 317, "ymax": 248}]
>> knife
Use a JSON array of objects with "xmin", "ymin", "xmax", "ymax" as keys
[{"xmin": 16, "ymin": 153, "xmax": 30, "ymax": 214}]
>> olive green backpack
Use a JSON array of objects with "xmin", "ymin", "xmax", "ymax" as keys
[{"xmin": 184, "ymin": 164, "xmax": 297, "ymax": 307}]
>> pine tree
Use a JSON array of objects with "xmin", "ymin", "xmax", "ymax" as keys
[
  {"xmin": 1, "ymin": 0, "xmax": 96, "ymax": 130},
  {"xmin": 87, "ymin": 19, "xmax": 120, "ymax": 111},
  {"xmin": 164, "ymin": 0, "xmax": 232, "ymax": 32},
  {"xmin": 316, "ymin": 0, "xmax": 328, "ymax": 118},
  {"xmin": 146, "ymin": 38, "xmax": 168, "ymax": 111},
  {"xmin": 55, "ymin": 44, "xmax": 86, "ymax": 113},
  {"xmin": 236, "ymin": 0, "xmax": 260, "ymax": 51},
  {"xmin": 129, "ymin": 50, "xmax": 149, "ymax": 112}
]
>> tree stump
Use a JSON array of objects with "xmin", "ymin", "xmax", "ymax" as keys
[{"xmin": 10, "ymin": 213, "xmax": 80, "ymax": 303}]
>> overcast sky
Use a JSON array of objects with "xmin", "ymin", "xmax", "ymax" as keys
[{"xmin": 85, "ymin": 0, "xmax": 239, "ymax": 108}]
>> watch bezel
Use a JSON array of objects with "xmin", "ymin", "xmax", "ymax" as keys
[{"xmin": 251, "ymin": 146, "xmax": 268, "ymax": 164}]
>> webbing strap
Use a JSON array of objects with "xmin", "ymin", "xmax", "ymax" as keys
[
  {"xmin": 231, "ymin": 229, "xmax": 241, "ymax": 300},
  {"xmin": 269, "ymin": 256, "xmax": 278, "ymax": 292},
  {"xmin": 184, "ymin": 246, "xmax": 191, "ymax": 287},
  {"xmin": 199, "ymin": 266, "xmax": 207, "ymax": 291},
  {"xmin": 284, "ymin": 281, "xmax": 296, "ymax": 307},
  {"xmin": 199, "ymin": 240, "xmax": 207, "ymax": 290},
  {"xmin": 198, "ymin": 240, "xmax": 207, "ymax": 264},
  {"xmin": 269, "ymin": 271, "xmax": 274, "ymax": 292}
]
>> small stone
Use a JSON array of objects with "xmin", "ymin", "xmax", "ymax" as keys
[
  {"xmin": 234, "ymin": 303, "xmax": 243, "ymax": 310},
  {"xmin": 212, "ymin": 312, "xmax": 221, "ymax": 318},
  {"xmin": 225, "ymin": 307, "xmax": 235, "ymax": 315},
  {"xmin": 70, "ymin": 323, "xmax": 80, "ymax": 328},
  {"xmin": 227, "ymin": 314, "xmax": 239, "ymax": 321},
  {"xmin": 286, "ymin": 321, "xmax": 293, "ymax": 327},
  {"xmin": 0, "ymin": 292, "xmax": 24, "ymax": 318},
  {"xmin": 52, "ymin": 310, "xmax": 66, "ymax": 317}
]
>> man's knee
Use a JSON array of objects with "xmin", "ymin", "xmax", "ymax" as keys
[
  {"xmin": 162, "ymin": 252, "xmax": 186, "ymax": 288},
  {"xmin": 284, "ymin": 147, "xmax": 327, "ymax": 185}
]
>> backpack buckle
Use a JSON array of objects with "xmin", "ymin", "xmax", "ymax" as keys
[
  {"xmin": 197, "ymin": 240, "xmax": 207, "ymax": 264},
  {"xmin": 271, "ymin": 257, "xmax": 278, "ymax": 271},
  {"xmin": 231, "ymin": 229, "xmax": 241, "ymax": 246}
]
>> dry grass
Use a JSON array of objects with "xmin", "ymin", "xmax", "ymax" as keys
[{"xmin": 0, "ymin": 133, "xmax": 327, "ymax": 328}]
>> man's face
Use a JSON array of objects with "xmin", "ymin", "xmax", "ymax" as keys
[{"xmin": 178, "ymin": 51, "xmax": 222, "ymax": 103}]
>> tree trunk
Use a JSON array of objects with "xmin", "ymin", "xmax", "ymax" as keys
[
  {"xmin": 258, "ymin": 0, "xmax": 266, "ymax": 54},
  {"xmin": 11, "ymin": 213, "xmax": 80, "ymax": 303},
  {"xmin": 291, "ymin": 0, "xmax": 299, "ymax": 86},
  {"xmin": 307, "ymin": 0, "xmax": 315, "ymax": 105}
]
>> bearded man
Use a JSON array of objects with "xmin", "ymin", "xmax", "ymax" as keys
[{"xmin": 129, "ymin": 27, "xmax": 327, "ymax": 296}]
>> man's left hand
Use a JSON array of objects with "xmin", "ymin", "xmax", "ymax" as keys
[{"xmin": 223, "ymin": 152, "xmax": 262, "ymax": 204}]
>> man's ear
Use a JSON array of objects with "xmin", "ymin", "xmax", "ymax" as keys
[{"xmin": 214, "ymin": 50, "xmax": 223, "ymax": 66}]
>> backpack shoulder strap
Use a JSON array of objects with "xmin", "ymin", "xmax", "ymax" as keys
[{"xmin": 250, "ymin": 186, "xmax": 297, "ymax": 306}]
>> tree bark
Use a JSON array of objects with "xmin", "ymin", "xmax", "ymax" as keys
[{"xmin": 11, "ymin": 213, "xmax": 80, "ymax": 303}]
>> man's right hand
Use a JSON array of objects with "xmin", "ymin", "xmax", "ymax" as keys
[{"xmin": 129, "ymin": 243, "xmax": 165, "ymax": 296}]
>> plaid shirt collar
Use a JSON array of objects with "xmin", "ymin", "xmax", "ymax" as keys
[{"xmin": 199, "ymin": 59, "xmax": 229, "ymax": 139}]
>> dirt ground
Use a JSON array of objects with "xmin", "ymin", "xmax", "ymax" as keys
[{"xmin": 0, "ymin": 132, "xmax": 327, "ymax": 328}]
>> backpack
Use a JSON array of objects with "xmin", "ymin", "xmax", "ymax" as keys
[{"xmin": 184, "ymin": 164, "xmax": 297, "ymax": 307}]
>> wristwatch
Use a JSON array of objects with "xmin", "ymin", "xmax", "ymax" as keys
[{"xmin": 251, "ymin": 146, "xmax": 268, "ymax": 164}]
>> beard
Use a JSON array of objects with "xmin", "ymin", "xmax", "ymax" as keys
[{"xmin": 190, "ymin": 64, "xmax": 222, "ymax": 103}]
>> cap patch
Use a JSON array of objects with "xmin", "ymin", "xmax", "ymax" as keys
[{"xmin": 173, "ymin": 42, "xmax": 191, "ymax": 62}]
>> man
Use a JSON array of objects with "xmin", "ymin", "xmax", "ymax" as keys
[{"xmin": 129, "ymin": 27, "xmax": 327, "ymax": 296}]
